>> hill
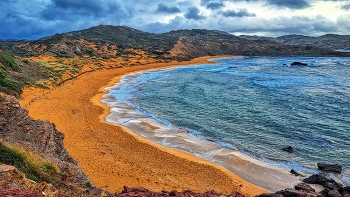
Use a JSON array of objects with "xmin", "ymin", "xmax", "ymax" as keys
[
  {"xmin": 0, "ymin": 50, "xmax": 48, "ymax": 96},
  {"xmin": 1, "ymin": 25, "xmax": 345, "ymax": 60},
  {"xmin": 240, "ymin": 34, "xmax": 350, "ymax": 51},
  {"xmin": 0, "ymin": 25, "xmax": 347, "ymax": 96}
]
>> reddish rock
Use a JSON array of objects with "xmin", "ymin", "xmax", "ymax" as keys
[
  {"xmin": 231, "ymin": 191, "xmax": 244, "ymax": 197},
  {"xmin": 0, "ymin": 189, "xmax": 46, "ymax": 197},
  {"xmin": 285, "ymin": 188, "xmax": 322, "ymax": 197},
  {"xmin": 295, "ymin": 183, "xmax": 316, "ymax": 192},
  {"xmin": 118, "ymin": 186, "xmax": 243, "ymax": 197},
  {"xmin": 328, "ymin": 190, "xmax": 341, "ymax": 197}
]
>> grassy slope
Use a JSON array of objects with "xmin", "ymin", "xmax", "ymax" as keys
[
  {"xmin": 0, "ymin": 141, "xmax": 59, "ymax": 184},
  {"xmin": 0, "ymin": 51, "xmax": 24, "ymax": 95}
]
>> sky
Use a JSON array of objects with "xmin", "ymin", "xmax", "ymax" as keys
[{"xmin": 1, "ymin": 0, "xmax": 350, "ymax": 40}]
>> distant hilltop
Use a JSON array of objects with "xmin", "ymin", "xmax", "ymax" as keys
[
  {"xmin": 239, "ymin": 34, "xmax": 350, "ymax": 51},
  {"xmin": 0, "ymin": 25, "xmax": 348, "ymax": 62}
]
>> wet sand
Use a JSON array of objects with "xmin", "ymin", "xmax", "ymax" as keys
[{"xmin": 19, "ymin": 56, "xmax": 269, "ymax": 196}]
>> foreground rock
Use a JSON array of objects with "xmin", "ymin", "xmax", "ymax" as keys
[
  {"xmin": 303, "ymin": 173, "xmax": 343, "ymax": 190},
  {"xmin": 118, "ymin": 186, "xmax": 244, "ymax": 197},
  {"xmin": 317, "ymin": 163, "xmax": 342, "ymax": 173},
  {"xmin": 294, "ymin": 183, "xmax": 316, "ymax": 192},
  {"xmin": 0, "ymin": 189, "xmax": 46, "ymax": 197},
  {"xmin": 258, "ymin": 173, "xmax": 349, "ymax": 197},
  {"xmin": 0, "ymin": 164, "xmax": 58, "ymax": 197}
]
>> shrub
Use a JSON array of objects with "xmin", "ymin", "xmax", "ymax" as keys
[
  {"xmin": 0, "ymin": 69, "xmax": 24, "ymax": 89},
  {"xmin": 84, "ymin": 181, "xmax": 92, "ymax": 187},
  {"xmin": 0, "ymin": 51, "xmax": 21, "ymax": 72}
]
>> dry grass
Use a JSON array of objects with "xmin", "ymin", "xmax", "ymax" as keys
[{"xmin": 0, "ymin": 140, "xmax": 59, "ymax": 184}]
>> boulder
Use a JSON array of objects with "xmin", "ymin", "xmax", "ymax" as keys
[
  {"xmin": 256, "ymin": 194, "xmax": 283, "ymax": 197},
  {"xmin": 290, "ymin": 169, "xmax": 301, "ymax": 176},
  {"xmin": 303, "ymin": 174, "xmax": 343, "ymax": 190},
  {"xmin": 282, "ymin": 146, "xmax": 294, "ymax": 153},
  {"xmin": 118, "ymin": 186, "xmax": 244, "ymax": 197},
  {"xmin": 303, "ymin": 174, "xmax": 326, "ymax": 184},
  {"xmin": 321, "ymin": 189, "xmax": 341, "ymax": 197},
  {"xmin": 0, "ymin": 190, "xmax": 46, "ymax": 197},
  {"xmin": 317, "ymin": 163, "xmax": 342, "ymax": 173},
  {"xmin": 328, "ymin": 190, "xmax": 341, "ymax": 197},
  {"xmin": 295, "ymin": 183, "xmax": 315, "ymax": 192},
  {"xmin": 285, "ymin": 188, "xmax": 322, "ymax": 197},
  {"xmin": 291, "ymin": 62, "xmax": 308, "ymax": 66}
]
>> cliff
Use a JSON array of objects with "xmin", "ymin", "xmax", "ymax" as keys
[{"xmin": 0, "ymin": 94, "xmax": 106, "ymax": 196}]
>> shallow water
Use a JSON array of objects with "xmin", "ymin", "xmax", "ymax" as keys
[{"xmin": 103, "ymin": 56, "xmax": 350, "ymax": 188}]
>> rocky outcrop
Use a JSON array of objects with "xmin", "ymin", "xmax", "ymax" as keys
[
  {"xmin": 294, "ymin": 183, "xmax": 316, "ymax": 192},
  {"xmin": 0, "ymin": 94, "xmax": 106, "ymax": 196},
  {"xmin": 0, "ymin": 94, "xmax": 75, "ymax": 164},
  {"xmin": 317, "ymin": 163, "xmax": 342, "ymax": 173},
  {"xmin": 118, "ymin": 186, "xmax": 244, "ymax": 197},
  {"xmin": 0, "ymin": 164, "xmax": 59, "ymax": 197},
  {"xmin": 258, "ymin": 173, "xmax": 349, "ymax": 197},
  {"xmin": 0, "ymin": 189, "xmax": 46, "ymax": 197},
  {"xmin": 0, "ymin": 164, "xmax": 110, "ymax": 197},
  {"xmin": 303, "ymin": 173, "xmax": 343, "ymax": 191}
]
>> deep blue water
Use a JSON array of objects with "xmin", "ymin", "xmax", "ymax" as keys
[{"xmin": 108, "ymin": 57, "xmax": 350, "ymax": 181}]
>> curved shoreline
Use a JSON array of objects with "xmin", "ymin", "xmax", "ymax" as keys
[
  {"xmin": 20, "ymin": 56, "xmax": 268, "ymax": 196},
  {"xmin": 101, "ymin": 60, "xmax": 304, "ymax": 192}
]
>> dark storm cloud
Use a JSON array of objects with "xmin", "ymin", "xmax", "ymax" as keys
[
  {"xmin": 228, "ymin": 0, "xmax": 310, "ymax": 9},
  {"xmin": 184, "ymin": 7, "xmax": 206, "ymax": 20},
  {"xmin": 0, "ymin": 12, "xmax": 55, "ymax": 40},
  {"xmin": 266, "ymin": 0, "xmax": 310, "ymax": 9},
  {"xmin": 0, "ymin": 0, "xmax": 349, "ymax": 40},
  {"xmin": 156, "ymin": 3, "xmax": 181, "ymax": 13},
  {"xmin": 0, "ymin": 1, "xmax": 50, "ymax": 40},
  {"xmin": 221, "ymin": 9, "xmax": 256, "ymax": 17},
  {"xmin": 0, "ymin": 0, "xmax": 133, "ymax": 40},
  {"xmin": 206, "ymin": 2, "xmax": 225, "ymax": 10},
  {"xmin": 41, "ymin": 0, "xmax": 129, "ymax": 20},
  {"xmin": 341, "ymin": 3, "xmax": 350, "ymax": 10}
]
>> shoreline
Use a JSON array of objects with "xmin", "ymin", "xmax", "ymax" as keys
[
  {"xmin": 101, "ymin": 60, "xmax": 304, "ymax": 191},
  {"xmin": 20, "ymin": 56, "xmax": 268, "ymax": 196}
]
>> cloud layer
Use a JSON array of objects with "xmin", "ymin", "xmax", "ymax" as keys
[{"xmin": 0, "ymin": 0, "xmax": 349, "ymax": 40}]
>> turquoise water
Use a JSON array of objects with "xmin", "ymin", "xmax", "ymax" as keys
[{"xmin": 107, "ymin": 57, "xmax": 350, "ymax": 183}]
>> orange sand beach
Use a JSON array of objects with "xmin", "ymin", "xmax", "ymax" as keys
[{"xmin": 20, "ymin": 56, "xmax": 270, "ymax": 196}]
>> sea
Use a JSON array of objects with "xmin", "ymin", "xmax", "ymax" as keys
[{"xmin": 103, "ymin": 56, "xmax": 350, "ymax": 190}]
